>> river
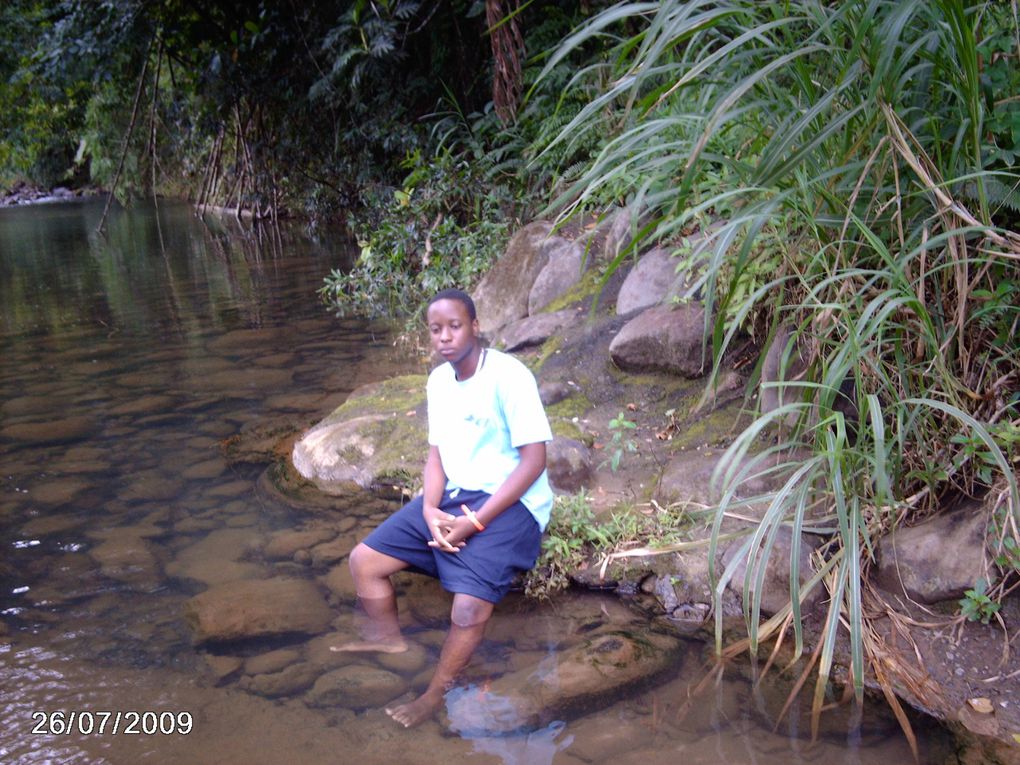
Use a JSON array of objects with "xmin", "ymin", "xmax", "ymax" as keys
[{"xmin": 0, "ymin": 198, "xmax": 950, "ymax": 763}]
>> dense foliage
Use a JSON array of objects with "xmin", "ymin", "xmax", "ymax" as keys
[
  {"xmin": 1, "ymin": 0, "xmax": 603, "ymax": 309},
  {"xmin": 536, "ymin": 0, "xmax": 1019, "ymax": 734}
]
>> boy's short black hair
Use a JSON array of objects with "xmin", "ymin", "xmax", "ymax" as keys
[{"xmin": 428, "ymin": 288, "xmax": 477, "ymax": 321}]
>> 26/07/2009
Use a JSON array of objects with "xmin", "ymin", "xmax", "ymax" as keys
[{"xmin": 30, "ymin": 710, "xmax": 194, "ymax": 735}]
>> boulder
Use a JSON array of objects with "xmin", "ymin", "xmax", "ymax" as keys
[
  {"xmin": 496, "ymin": 310, "xmax": 579, "ymax": 353},
  {"xmin": 616, "ymin": 246, "xmax": 686, "ymax": 315},
  {"xmin": 183, "ymin": 578, "xmax": 333, "ymax": 644},
  {"xmin": 875, "ymin": 503, "xmax": 989, "ymax": 604},
  {"xmin": 602, "ymin": 205, "xmax": 645, "ymax": 264},
  {"xmin": 240, "ymin": 661, "xmax": 320, "ymax": 698},
  {"xmin": 319, "ymin": 564, "xmax": 358, "ymax": 601},
  {"xmin": 291, "ymin": 375, "xmax": 428, "ymax": 495},
  {"xmin": 305, "ymin": 664, "xmax": 408, "ymax": 709},
  {"xmin": 473, "ymin": 221, "xmax": 555, "ymax": 334},
  {"xmin": 528, "ymin": 239, "xmax": 586, "ymax": 315},
  {"xmin": 442, "ymin": 630, "xmax": 683, "ymax": 734},
  {"xmin": 609, "ymin": 304, "xmax": 706, "ymax": 378},
  {"xmin": 547, "ymin": 437, "xmax": 594, "ymax": 494}
]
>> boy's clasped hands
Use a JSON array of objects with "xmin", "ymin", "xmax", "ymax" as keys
[{"xmin": 424, "ymin": 504, "xmax": 479, "ymax": 552}]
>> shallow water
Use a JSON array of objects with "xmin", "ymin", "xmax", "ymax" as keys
[{"xmin": 0, "ymin": 199, "xmax": 951, "ymax": 764}]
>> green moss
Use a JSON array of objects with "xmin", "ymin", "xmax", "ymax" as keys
[
  {"xmin": 550, "ymin": 418, "xmax": 592, "ymax": 445},
  {"xmin": 546, "ymin": 393, "xmax": 593, "ymax": 420},
  {"xmin": 330, "ymin": 374, "xmax": 427, "ymax": 419},
  {"xmin": 528, "ymin": 334, "xmax": 563, "ymax": 374},
  {"xmin": 668, "ymin": 399, "xmax": 745, "ymax": 451},
  {"xmin": 540, "ymin": 266, "xmax": 604, "ymax": 314}
]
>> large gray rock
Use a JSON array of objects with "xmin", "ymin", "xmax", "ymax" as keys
[
  {"xmin": 759, "ymin": 323, "xmax": 809, "ymax": 426},
  {"xmin": 602, "ymin": 205, "xmax": 646, "ymax": 264},
  {"xmin": 547, "ymin": 437, "xmax": 593, "ymax": 493},
  {"xmin": 528, "ymin": 238, "xmax": 586, "ymax": 314},
  {"xmin": 609, "ymin": 304, "xmax": 707, "ymax": 378},
  {"xmin": 291, "ymin": 375, "xmax": 428, "ymax": 495},
  {"xmin": 616, "ymin": 246, "xmax": 685, "ymax": 315},
  {"xmin": 183, "ymin": 578, "xmax": 333, "ymax": 644},
  {"xmin": 443, "ymin": 630, "xmax": 683, "ymax": 734},
  {"xmin": 306, "ymin": 664, "xmax": 407, "ymax": 709},
  {"xmin": 875, "ymin": 503, "xmax": 988, "ymax": 604},
  {"xmin": 474, "ymin": 221, "xmax": 554, "ymax": 334},
  {"xmin": 496, "ymin": 309, "xmax": 580, "ymax": 352}
]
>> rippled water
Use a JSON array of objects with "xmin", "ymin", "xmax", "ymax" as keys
[{"xmin": 0, "ymin": 199, "xmax": 950, "ymax": 764}]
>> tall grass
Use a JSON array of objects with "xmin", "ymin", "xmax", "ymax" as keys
[{"xmin": 533, "ymin": 0, "xmax": 1020, "ymax": 732}]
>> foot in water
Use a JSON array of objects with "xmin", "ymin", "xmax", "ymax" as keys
[
  {"xmin": 386, "ymin": 690, "xmax": 444, "ymax": 727},
  {"xmin": 329, "ymin": 637, "xmax": 408, "ymax": 654}
]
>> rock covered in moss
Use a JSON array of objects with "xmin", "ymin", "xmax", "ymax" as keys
[{"xmin": 291, "ymin": 375, "xmax": 428, "ymax": 495}]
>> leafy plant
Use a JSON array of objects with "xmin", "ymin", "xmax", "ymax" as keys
[
  {"xmin": 959, "ymin": 578, "xmax": 1001, "ymax": 624},
  {"xmin": 600, "ymin": 411, "xmax": 638, "ymax": 472}
]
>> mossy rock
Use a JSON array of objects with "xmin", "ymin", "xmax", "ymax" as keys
[{"xmin": 291, "ymin": 375, "xmax": 428, "ymax": 497}]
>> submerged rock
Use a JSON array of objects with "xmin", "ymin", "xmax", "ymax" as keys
[
  {"xmin": 305, "ymin": 664, "xmax": 407, "ymax": 709},
  {"xmin": 183, "ymin": 577, "xmax": 333, "ymax": 644},
  {"xmin": 240, "ymin": 661, "xmax": 320, "ymax": 698},
  {"xmin": 443, "ymin": 630, "xmax": 683, "ymax": 734},
  {"xmin": 0, "ymin": 415, "xmax": 98, "ymax": 445}
]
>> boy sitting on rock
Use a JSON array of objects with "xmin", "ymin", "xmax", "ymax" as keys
[{"xmin": 332, "ymin": 288, "xmax": 553, "ymax": 728}]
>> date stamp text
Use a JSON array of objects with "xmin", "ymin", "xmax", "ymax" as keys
[{"xmin": 31, "ymin": 710, "xmax": 193, "ymax": 736}]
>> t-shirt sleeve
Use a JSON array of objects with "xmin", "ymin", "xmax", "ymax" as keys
[{"xmin": 501, "ymin": 360, "xmax": 553, "ymax": 448}]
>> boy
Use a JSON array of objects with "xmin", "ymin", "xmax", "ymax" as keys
[{"xmin": 333, "ymin": 288, "xmax": 553, "ymax": 728}]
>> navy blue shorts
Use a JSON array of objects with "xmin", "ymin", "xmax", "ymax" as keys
[{"xmin": 362, "ymin": 488, "xmax": 542, "ymax": 603}]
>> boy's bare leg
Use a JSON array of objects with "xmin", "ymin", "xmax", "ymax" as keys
[
  {"xmin": 331, "ymin": 543, "xmax": 410, "ymax": 653},
  {"xmin": 387, "ymin": 593, "xmax": 493, "ymax": 727}
]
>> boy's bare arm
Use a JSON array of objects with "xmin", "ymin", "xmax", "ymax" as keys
[
  {"xmin": 434, "ymin": 442, "xmax": 546, "ymax": 549},
  {"xmin": 422, "ymin": 445, "xmax": 461, "ymax": 550}
]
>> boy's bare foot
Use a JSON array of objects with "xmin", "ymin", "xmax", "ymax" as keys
[
  {"xmin": 329, "ymin": 637, "xmax": 408, "ymax": 654},
  {"xmin": 385, "ymin": 690, "xmax": 443, "ymax": 727}
]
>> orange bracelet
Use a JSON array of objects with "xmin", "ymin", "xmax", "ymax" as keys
[{"xmin": 461, "ymin": 504, "xmax": 486, "ymax": 532}]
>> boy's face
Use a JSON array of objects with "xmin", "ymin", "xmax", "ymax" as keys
[{"xmin": 426, "ymin": 298, "xmax": 479, "ymax": 366}]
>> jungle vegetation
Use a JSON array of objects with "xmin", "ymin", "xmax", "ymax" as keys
[{"xmin": 3, "ymin": 0, "xmax": 1019, "ymax": 739}]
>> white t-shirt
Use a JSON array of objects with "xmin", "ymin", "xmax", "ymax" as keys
[{"xmin": 427, "ymin": 348, "xmax": 554, "ymax": 531}]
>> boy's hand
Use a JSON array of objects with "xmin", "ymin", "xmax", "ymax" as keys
[{"xmin": 423, "ymin": 505, "xmax": 462, "ymax": 552}]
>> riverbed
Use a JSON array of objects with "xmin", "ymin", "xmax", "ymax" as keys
[{"xmin": 0, "ymin": 198, "xmax": 951, "ymax": 763}]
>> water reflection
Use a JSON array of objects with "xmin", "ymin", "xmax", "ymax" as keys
[{"xmin": 0, "ymin": 199, "xmax": 951, "ymax": 764}]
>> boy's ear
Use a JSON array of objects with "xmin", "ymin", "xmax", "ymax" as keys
[{"xmin": 472, "ymin": 318, "xmax": 480, "ymax": 334}]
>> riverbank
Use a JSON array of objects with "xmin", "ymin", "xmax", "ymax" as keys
[{"xmin": 281, "ymin": 213, "xmax": 1020, "ymax": 764}]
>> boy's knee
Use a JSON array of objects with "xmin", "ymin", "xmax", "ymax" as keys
[
  {"xmin": 348, "ymin": 543, "xmax": 371, "ymax": 574},
  {"xmin": 450, "ymin": 595, "xmax": 494, "ymax": 628}
]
